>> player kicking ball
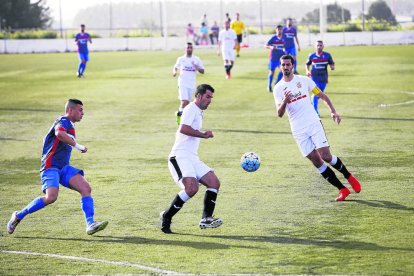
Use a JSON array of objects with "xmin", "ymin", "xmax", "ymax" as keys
[
  {"xmin": 161, "ymin": 84, "xmax": 223, "ymax": 233},
  {"xmin": 7, "ymin": 99, "xmax": 108, "ymax": 235}
]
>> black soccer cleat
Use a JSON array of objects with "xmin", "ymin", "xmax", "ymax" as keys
[{"xmin": 160, "ymin": 211, "xmax": 172, "ymax": 234}]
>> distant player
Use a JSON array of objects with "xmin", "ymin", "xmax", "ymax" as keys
[
  {"xmin": 218, "ymin": 21, "xmax": 238, "ymax": 79},
  {"xmin": 7, "ymin": 99, "xmax": 108, "ymax": 235},
  {"xmin": 282, "ymin": 18, "xmax": 300, "ymax": 74},
  {"xmin": 266, "ymin": 25, "xmax": 285, "ymax": 92},
  {"xmin": 230, "ymin": 13, "xmax": 246, "ymax": 57},
  {"xmin": 160, "ymin": 84, "xmax": 223, "ymax": 234},
  {"xmin": 273, "ymin": 55, "xmax": 361, "ymax": 201},
  {"xmin": 75, "ymin": 24, "xmax": 92, "ymax": 78},
  {"xmin": 306, "ymin": 40, "xmax": 335, "ymax": 115},
  {"xmin": 173, "ymin": 42, "xmax": 205, "ymax": 124}
]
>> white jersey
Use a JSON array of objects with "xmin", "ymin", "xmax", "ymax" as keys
[
  {"xmin": 170, "ymin": 102, "xmax": 203, "ymax": 157},
  {"xmin": 218, "ymin": 29, "xmax": 237, "ymax": 51},
  {"xmin": 273, "ymin": 75, "xmax": 320, "ymax": 132},
  {"xmin": 174, "ymin": 55, "xmax": 204, "ymax": 88}
]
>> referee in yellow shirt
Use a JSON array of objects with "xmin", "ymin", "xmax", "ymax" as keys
[{"xmin": 230, "ymin": 13, "xmax": 245, "ymax": 57}]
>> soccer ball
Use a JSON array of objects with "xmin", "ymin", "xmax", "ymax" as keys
[{"xmin": 241, "ymin": 152, "xmax": 261, "ymax": 172}]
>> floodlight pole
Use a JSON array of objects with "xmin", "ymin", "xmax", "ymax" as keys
[
  {"xmin": 362, "ymin": 0, "xmax": 365, "ymax": 31},
  {"xmin": 319, "ymin": 0, "xmax": 324, "ymax": 39},
  {"xmin": 59, "ymin": 0, "xmax": 63, "ymax": 38}
]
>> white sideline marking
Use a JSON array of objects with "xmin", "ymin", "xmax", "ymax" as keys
[
  {"xmin": 0, "ymin": 250, "xmax": 183, "ymax": 275},
  {"xmin": 379, "ymin": 92, "xmax": 414, "ymax": 108}
]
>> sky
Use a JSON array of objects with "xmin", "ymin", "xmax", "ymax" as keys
[{"xmin": 47, "ymin": 0, "xmax": 364, "ymax": 27}]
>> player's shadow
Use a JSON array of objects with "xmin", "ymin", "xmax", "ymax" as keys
[
  {"xmin": 343, "ymin": 115, "xmax": 414, "ymax": 122},
  {"xmin": 181, "ymin": 233, "xmax": 414, "ymax": 252},
  {"xmin": 348, "ymin": 199, "xmax": 414, "ymax": 212},
  {"xmin": 216, "ymin": 128, "xmax": 291, "ymax": 135},
  {"xmin": 0, "ymin": 108, "xmax": 56, "ymax": 113},
  {"xmin": 15, "ymin": 235, "xmax": 257, "ymax": 250}
]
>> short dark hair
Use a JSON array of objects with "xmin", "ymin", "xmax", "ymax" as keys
[
  {"xmin": 80, "ymin": 24, "xmax": 85, "ymax": 27},
  {"xmin": 186, "ymin": 42, "xmax": 193, "ymax": 47},
  {"xmin": 276, "ymin": 25, "xmax": 283, "ymax": 29},
  {"xmin": 195, "ymin": 84, "xmax": 214, "ymax": 97},
  {"xmin": 316, "ymin": 40, "xmax": 323, "ymax": 44},
  {"xmin": 280, "ymin": 54, "xmax": 294, "ymax": 64},
  {"xmin": 65, "ymin": 99, "xmax": 83, "ymax": 112}
]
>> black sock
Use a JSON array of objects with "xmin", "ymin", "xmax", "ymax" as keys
[
  {"xmin": 224, "ymin": 65, "xmax": 230, "ymax": 74},
  {"xmin": 202, "ymin": 190, "xmax": 218, "ymax": 218},
  {"xmin": 332, "ymin": 157, "xmax": 351, "ymax": 179},
  {"xmin": 229, "ymin": 64, "xmax": 233, "ymax": 71},
  {"xmin": 164, "ymin": 194, "xmax": 185, "ymax": 219},
  {"xmin": 321, "ymin": 166, "xmax": 346, "ymax": 190}
]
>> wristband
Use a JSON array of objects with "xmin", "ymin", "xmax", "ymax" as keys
[{"xmin": 75, "ymin": 143, "xmax": 85, "ymax": 151}]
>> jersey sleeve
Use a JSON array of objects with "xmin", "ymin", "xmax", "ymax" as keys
[
  {"xmin": 305, "ymin": 54, "xmax": 312, "ymax": 65},
  {"xmin": 180, "ymin": 105, "xmax": 196, "ymax": 127},
  {"xmin": 306, "ymin": 78, "xmax": 320, "ymax": 95},
  {"xmin": 55, "ymin": 117, "xmax": 70, "ymax": 132},
  {"xmin": 196, "ymin": 57, "xmax": 204, "ymax": 69},
  {"xmin": 273, "ymin": 85, "xmax": 284, "ymax": 106},
  {"xmin": 174, "ymin": 57, "xmax": 181, "ymax": 69},
  {"xmin": 328, "ymin": 53, "xmax": 334, "ymax": 65}
]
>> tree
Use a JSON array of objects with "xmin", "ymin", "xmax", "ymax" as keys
[
  {"xmin": 367, "ymin": 0, "xmax": 397, "ymax": 25},
  {"xmin": 302, "ymin": 3, "xmax": 351, "ymax": 24},
  {"xmin": 0, "ymin": 0, "xmax": 51, "ymax": 29}
]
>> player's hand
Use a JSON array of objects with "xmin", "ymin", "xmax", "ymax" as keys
[
  {"xmin": 283, "ymin": 91, "xmax": 293, "ymax": 104},
  {"xmin": 81, "ymin": 147, "xmax": 88, "ymax": 153},
  {"xmin": 217, "ymin": 50, "xmax": 221, "ymax": 56},
  {"xmin": 306, "ymin": 71, "xmax": 311, "ymax": 77},
  {"xmin": 203, "ymin": 130, "xmax": 214, "ymax": 139},
  {"xmin": 331, "ymin": 113, "xmax": 341, "ymax": 124}
]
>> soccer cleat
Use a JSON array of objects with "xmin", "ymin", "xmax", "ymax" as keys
[
  {"xmin": 225, "ymin": 72, "xmax": 231, "ymax": 79},
  {"xmin": 199, "ymin": 216, "xmax": 223, "ymax": 229},
  {"xmin": 7, "ymin": 211, "xmax": 20, "ymax": 234},
  {"xmin": 86, "ymin": 221, "xmax": 108, "ymax": 235},
  {"xmin": 160, "ymin": 211, "xmax": 172, "ymax": 234},
  {"xmin": 347, "ymin": 174, "xmax": 361, "ymax": 193},
  {"xmin": 267, "ymin": 86, "xmax": 273, "ymax": 93},
  {"xmin": 175, "ymin": 111, "xmax": 182, "ymax": 125},
  {"xmin": 335, "ymin": 188, "xmax": 351, "ymax": 201}
]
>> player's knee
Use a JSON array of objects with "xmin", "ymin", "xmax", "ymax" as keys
[
  {"xmin": 44, "ymin": 194, "xmax": 58, "ymax": 205},
  {"xmin": 321, "ymin": 152, "xmax": 332, "ymax": 162}
]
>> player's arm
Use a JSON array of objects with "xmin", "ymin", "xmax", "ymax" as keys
[
  {"xmin": 217, "ymin": 39, "xmax": 221, "ymax": 55},
  {"xmin": 276, "ymin": 91, "xmax": 293, "ymax": 118},
  {"xmin": 295, "ymin": 31, "xmax": 300, "ymax": 51},
  {"xmin": 55, "ymin": 128, "xmax": 88, "ymax": 153},
  {"xmin": 192, "ymin": 61, "xmax": 204, "ymax": 74},
  {"xmin": 305, "ymin": 60, "xmax": 312, "ymax": 77},
  {"xmin": 172, "ymin": 66, "xmax": 178, "ymax": 77},
  {"xmin": 313, "ymin": 87, "xmax": 341, "ymax": 124},
  {"xmin": 329, "ymin": 57, "xmax": 335, "ymax": 71},
  {"xmin": 180, "ymin": 124, "xmax": 214, "ymax": 139}
]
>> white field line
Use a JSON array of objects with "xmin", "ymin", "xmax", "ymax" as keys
[
  {"xmin": 378, "ymin": 92, "xmax": 414, "ymax": 108},
  {"xmin": 0, "ymin": 250, "xmax": 184, "ymax": 275}
]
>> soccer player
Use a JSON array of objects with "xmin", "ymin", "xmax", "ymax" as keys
[
  {"xmin": 75, "ymin": 24, "xmax": 92, "ymax": 78},
  {"xmin": 160, "ymin": 84, "xmax": 223, "ymax": 234},
  {"xmin": 282, "ymin": 18, "xmax": 300, "ymax": 74},
  {"xmin": 173, "ymin": 42, "xmax": 205, "ymax": 124},
  {"xmin": 7, "ymin": 99, "xmax": 108, "ymax": 235},
  {"xmin": 273, "ymin": 55, "xmax": 361, "ymax": 201},
  {"xmin": 266, "ymin": 25, "xmax": 285, "ymax": 92},
  {"xmin": 218, "ymin": 21, "xmax": 237, "ymax": 79},
  {"xmin": 230, "ymin": 13, "xmax": 246, "ymax": 57},
  {"xmin": 306, "ymin": 40, "xmax": 335, "ymax": 115}
]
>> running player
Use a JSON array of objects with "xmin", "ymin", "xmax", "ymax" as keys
[
  {"xmin": 173, "ymin": 42, "xmax": 204, "ymax": 124},
  {"xmin": 266, "ymin": 25, "xmax": 285, "ymax": 92},
  {"xmin": 218, "ymin": 21, "xmax": 238, "ymax": 79},
  {"xmin": 75, "ymin": 24, "xmax": 92, "ymax": 78},
  {"xmin": 230, "ymin": 13, "xmax": 246, "ymax": 57},
  {"xmin": 160, "ymin": 84, "xmax": 223, "ymax": 234},
  {"xmin": 273, "ymin": 55, "xmax": 361, "ymax": 201},
  {"xmin": 7, "ymin": 99, "xmax": 108, "ymax": 235},
  {"xmin": 282, "ymin": 18, "xmax": 300, "ymax": 74},
  {"xmin": 305, "ymin": 40, "xmax": 335, "ymax": 115}
]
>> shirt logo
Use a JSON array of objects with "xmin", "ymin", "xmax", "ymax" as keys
[{"xmin": 296, "ymin": 82, "xmax": 302, "ymax": 89}]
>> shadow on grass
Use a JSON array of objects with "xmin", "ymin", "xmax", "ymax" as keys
[
  {"xmin": 180, "ymin": 233, "xmax": 414, "ymax": 252},
  {"xmin": 349, "ymin": 199, "xmax": 414, "ymax": 211},
  {"xmin": 0, "ymin": 108, "xmax": 56, "ymax": 113},
  {"xmin": 343, "ymin": 116, "xmax": 414, "ymax": 122},
  {"xmin": 0, "ymin": 137, "xmax": 27, "ymax": 141},
  {"xmin": 215, "ymin": 128, "xmax": 291, "ymax": 135},
  {"xmin": 15, "ymin": 235, "xmax": 258, "ymax": 250}
]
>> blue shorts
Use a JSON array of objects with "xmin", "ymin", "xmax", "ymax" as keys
[
  {"xmin": 78, "ymin": 52, "xmax": 89, "ymax": 62},
  {"xmin": 40, "ymin": 166, "xmax": 84, "ymax": 193},
  {"xmin": 314, "ymin": 81, "xmax": 327, "ymax": 93},
  {"xmin": 285, "ymin": 47, "xmax": 297, "ymax": 57},
  {"xmin": 268, "ymin": 60, "xmax": 281, "ymax": 71}
]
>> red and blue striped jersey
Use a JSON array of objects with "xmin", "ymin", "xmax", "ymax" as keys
[
  {"xmin": 40, "ymin": 116, "xmax": 75, "ymax": 172},
  {"xmin": 267, "ymin": 35, "xmax": 285, "ymax": 62},
  {"xmin": 306, "ymin": 51, "xmax": 334, "ymax": 83},
  {"xmin": 282, "ymin": 27, "xmax": 297, "ymax": 49},
  {"xmin": 75, "ymin": 33, "xmax": 90, "ymax": 53}
]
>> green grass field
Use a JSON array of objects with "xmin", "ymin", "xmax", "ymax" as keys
[{"xmin": 0, "ymin": 45, "xmax": 413, "ymax": 275}]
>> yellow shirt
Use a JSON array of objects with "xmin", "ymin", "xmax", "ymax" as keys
[{"xmin": 230, "ymin": 20, "xmax": 245, "ymax": 35}]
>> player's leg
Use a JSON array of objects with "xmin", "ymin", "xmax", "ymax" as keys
[
  {"xmin": 64, "ymin": 166, "xmax": 108, "ymax": 234},
  {"xmin": 319, "ymin": 148, "xmax": 361, "ymax": 193},
  {"xmin": 236, "ymin": 35, "xmax": 242, "ymax": 57},
  {"xmin": 268, "ymin": 69, "xmax": 275, "ymax": 92},
  {"xmin": 80, "ymin": 54, "xmax": 89, "ymax": 75}
]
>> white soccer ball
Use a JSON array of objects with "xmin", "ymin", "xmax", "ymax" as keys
[{"xmin": 241, "ymin": 152, "xmax": 261, "ymax": 172}]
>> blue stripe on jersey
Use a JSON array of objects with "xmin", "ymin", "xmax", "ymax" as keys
[
  {"xmin": 267, "ymin": 35, "xmax": 285, "ymax": 61},
  {"xmin": 282, "ymin": 27, "xmax": 297, "ymax": 49},
  {"xmin": 76, "ymin": 33, "xmax": 90, "ymax": 54},
  {"xmin": 306, "ymin": 51, "xmax": 334, "ymax": 83}
]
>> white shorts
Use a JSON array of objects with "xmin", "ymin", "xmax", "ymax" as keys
[
  {"xmin": 178, "ymin": 85, "xmax": 194, "ymax": 101},
  {"xmin": 168, "ymin": 154, "xmax": 212, "ymax": 189},
  {"xmin": 222, "ymin": 48, "xmax": 235, "ymax": 62},
  {"xmin": 292, "ymin": 121, "xmax": 329, "ymax": 157}
]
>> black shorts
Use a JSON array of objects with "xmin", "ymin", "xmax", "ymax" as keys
[{"xmin": 237, "ymin": 34, "xmax": 243, "ymax": 43}]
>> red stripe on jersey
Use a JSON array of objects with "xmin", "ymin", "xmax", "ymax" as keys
[
  {"xmin": 312, "ymin": 58, "xmax": 328, "ymax": 63},
  {"xmin": 45, "ymin": 137, "xmax": 60, "ymax": 169},
  {"xmin": 288, "ymin": 94, "xmax": 307, "ymax": 104},
  {"xmin": 67, "ymin": 128, "xmax": 75, "ymax": 135}
]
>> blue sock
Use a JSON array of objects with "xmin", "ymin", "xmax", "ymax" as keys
[
  {"xmin": 16, "ymin": 197, "xmax": 45, "ymax": 220},
  {"xmin": 78, "ymin": 63, "xmax": 82, "ymax": 74},
  {"xmin": 276, "ymin": 71, "xmax": 283, "ymax": 83},
  {"xmin": 80, "ymin": 63, "xmax": 86, "ymax": 74},
  {"xmin": 81, "ymin": 196, "xmax": 95, "ymax": 225},
  {"xmin": 313, "ymin": 95, "xmax": 320, "ymax": 114},
  {"xmin": 268, "ymin": 74, "xmax": 273, "ymax": 88}
]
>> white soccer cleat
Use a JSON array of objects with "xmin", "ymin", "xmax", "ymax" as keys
[
  {"xmin": 7, "ymin": 211, "xmax": 20, "ymax": 234},
  {"xmin": 199, "ymin": 217, "xmax": 223, "ymax": 229},
  {"xmin": 86, "ymin": 221, "xmax": 108, "ymax": 235}
]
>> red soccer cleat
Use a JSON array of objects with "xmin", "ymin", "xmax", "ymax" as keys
[
  {"xmin": 336, "ymin": 188, "xmax": 351, "ymax": 201},
  {"xmin": 347, "ymin": 175, "xmax": 361, "ymax": 193}
]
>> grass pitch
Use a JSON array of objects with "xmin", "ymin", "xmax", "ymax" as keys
[{"xmin": 0, "ymin": 45, "xmax": 413, "ymax": 275}]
